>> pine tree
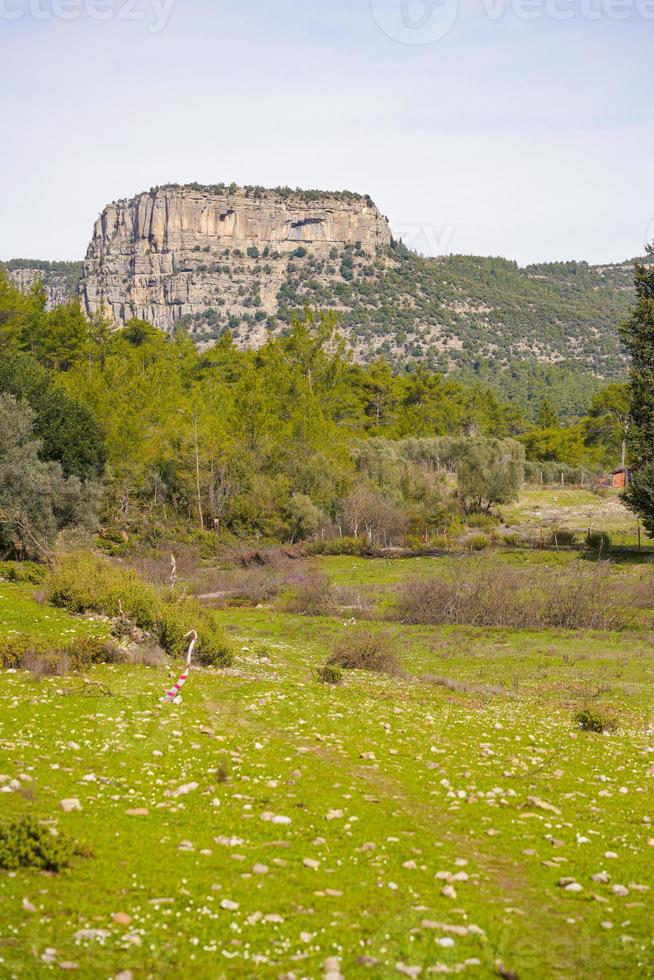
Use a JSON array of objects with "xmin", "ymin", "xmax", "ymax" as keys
[
  {"xmin": 620, "ymin": 245, "xmax": 654, "ymax": 532},
  {"xmin": 536, "ymin": 397, "xmax": 560, "ymax": 430},
  {"xmin": 621, "ymin": 245, "xmax": 654, "ymax": 466}
]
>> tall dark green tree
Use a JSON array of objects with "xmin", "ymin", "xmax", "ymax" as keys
[
  {"xmin": 0, "ymin": 351, "xmax": 106, "ymax": 481},
  {"xmin": 621, "ymin": 246, "xmax": 654, "ymax": 466},
  {"xmin": 620, "ymin": 246, "xmax": 654, "ymax": 531}
]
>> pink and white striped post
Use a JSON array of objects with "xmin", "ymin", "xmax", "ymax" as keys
[{"xmin": 161, "ymin": 630, "xmax": 198, "ymax": 704}]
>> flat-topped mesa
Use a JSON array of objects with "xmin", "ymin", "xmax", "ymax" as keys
[{"xmin": 82, "ymin": 183, "xmax": 391, "ymax": 336}]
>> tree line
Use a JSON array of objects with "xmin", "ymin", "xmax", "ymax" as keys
[{"xmin": 0, "ymin": 270, "xmax": 631, "ymax": 558}]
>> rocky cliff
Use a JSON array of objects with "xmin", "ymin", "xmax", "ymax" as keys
[
  {"xmin": 82, "ymin": 184, "xmax": 391, "ymax": 343},
  {"xmin": 3, "ymin": 263, "xmax": 82, "ymax": 311},
  {"xmin": 6, "ymin": 182, "xmax": 637, "ymax": 377}
]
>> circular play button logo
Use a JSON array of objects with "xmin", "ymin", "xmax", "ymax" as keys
[{"xmin": 370, "ymin": 0, "xmax": 459, "ymax": 44}]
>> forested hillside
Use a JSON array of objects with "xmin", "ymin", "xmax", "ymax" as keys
[
  {"xmin": 2, "ymin": 240, "xmax": 644, "ymax": 379},
  {"xmin": 277, "ymin": 246, "xmax": 638, "ymax": 377}
]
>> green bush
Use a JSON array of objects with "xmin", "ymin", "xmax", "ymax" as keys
[
  {"xmin": 466, "ymin": 513, "xmax": 500, "ymax": 530},
  {"xmin": 317, "ymin": 663, "xmax": 343, "ymax": 685},
  {"xmin": 548, "ymin": 528, "xmax": 578, "ymax": 547},
  {"xmin": 0, "ymin": 560, "xmax": 47, "ymax": 584},
  {"xmin": 575, "ymin": 706, "xmax": 618, "ymax": 734},
  {"xmin": 585, "ymin": 530, "xmax": 612, "ymax": 554},
  {"xmin": 468, "ymin": 534, "xmax": 490, "ymax": 552},
  {"xmin": 306, "ymin": 536, "xmax": 371, "ymax": 557},
  {"xmin": 0, "ymin": 816, "xmax": 78, "ymax": 872},
  {"xmin": 0, "ymin": 634, "xmax": 125, "ymax": 673},
  {"xmin": 500, "ymin": 532, "xmax": 521, "ymax": 547},
  {"xmin": 46, "ymin": 552, "xmax": 233, "ymax": 667}
]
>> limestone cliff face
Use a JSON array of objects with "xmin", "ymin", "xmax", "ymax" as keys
[
  {"xmin": 82, "ymin": 184, "xmax": 391, "ymax": 339},
  {"xmin": 8, "ymin": 268, "xmax": 74, "ymax": 311}
]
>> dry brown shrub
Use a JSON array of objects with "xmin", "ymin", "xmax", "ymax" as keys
[
  {"xmin": 394, "ymin": 559, "xmax": 625, "ymax": 631},
  {"xmin": 285, "ymin": 570, "xmax": 339, "ymax": 616},
  {"xmin": 22, "ymin": 649, "xmax": 71, "ymax": 679},
  {"xmin": 626, "ymin": 571, "xmax": 654, "ymax": 610},
  {"xmin": 328, "ymin": 628, "xmax": 401, "ymax": 675},
  {"xmin": 128, "ymin": 644, "xmax": 167, "ymax": 667},
  {"xmin": 222, "ymin": 544, "xmax": 306, "ymax": 567},
  {"xmin": 422, "ymin": 674, "xmax": 513, "ymax": 697}
]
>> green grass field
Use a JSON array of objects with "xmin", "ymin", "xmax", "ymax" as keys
[
  {"xmin": 1, "ymin": 542, "xmax": 654, "ymax": 979},
  {"xmin": 503, "ymin": 488, "xmax": 650, "ymax": 548}
]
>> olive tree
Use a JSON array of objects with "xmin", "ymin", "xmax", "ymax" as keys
[
  {"xmin": 0, "ymin": 394, "xmax": 99, "ymax": 559},
  {"xmin": 455, "ymin": 437, "xmax": 525, "ymax": 514}
]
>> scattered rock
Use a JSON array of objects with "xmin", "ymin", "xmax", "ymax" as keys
[
  {"xmin": 527, "ymin": 796, "xmax": 561, "ymax": 815},
  {"xmin": 166, "ymin": 782, "xmax": 199, "ymax": 799},
  {"xmin": 396, "ymin": 964, "xmax": 422, "ymax": 978},
  {"xmin": 60, "ymin": 799, "xmax": 82, "ymax": 814},
  {"xmin": 261, "ymin": 812, "xmax": 291, "ymax": 825},
  {"xmin": 421, "ymin": 921, "xmax": 468, "ymax": 936}
]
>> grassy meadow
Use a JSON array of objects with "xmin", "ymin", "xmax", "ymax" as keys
[{"xmin": 1, "ymin": 491, "xmax": 653, "ymax": 979}]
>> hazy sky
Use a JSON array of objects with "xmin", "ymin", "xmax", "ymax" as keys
[{"xmin": 1, "ymin": 0, "xmax": 652, "ymax": 264}]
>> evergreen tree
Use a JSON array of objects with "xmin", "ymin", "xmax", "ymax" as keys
[
  {"xmin": 537, "ymin": 397, "xmax": 560, "ymax": 430},
  {"xmin": 621, "ymin": 245, "xmax": 654, "ymax": 467},
  {"xmin": 621, "ymin": 246, "xmax": 654, "ymax": 532}
]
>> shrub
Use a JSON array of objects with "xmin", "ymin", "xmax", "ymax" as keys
[
  {"xmin": 500, "ymin": 532, "xmax": 521, "ymax": 547},
  {"xmin": 468, "ymin": 534, "xmax": 490, "ymax": 552},
  {"xmin": 231, "ymin": 567, "xmax": 286, "ymax": 604},
  {"xmin": 0, "ymin": 560, "xmax": 47, "ymax": 584},
  {"xmin": 548, "ymin": 528, "xmax": 578, "ymax": 547},
  {"xmin": 317, "ymin": 663, "xmax": 343, "ymax": 685},
  {"xmin": 586, "ymin": 530, "xmax": 612, "ymax": 554},
  {"xmin": 328, "ymin": 629, "xmax": 400, "ymax": 675},
  {"xmin": 285, "ymin": 571, "xmax": 338, "ymax": 616},
  {"xmin": 394, "ymin": 558, "xmax": 622, "ymax": 631},
  {"xmin": 0, "ymin": 816, "xmax": 78, "ymax": 872},
  {"xmin": 575, "ymin": 706, "xmax": 618, "ymax": 734},
  {"xmin": 46, "ymin": 552, "xmax": 233, "ymax": 667},
  {"xmin": 0, "ymin": 634, "xmax": 126, "ymax": 673},
  {"xmin": 306, "ymin": 536, "xmax": 371, "ymax": 557},
  {"xmin": 466, "ymin": 513, "xmax": 500, "ymax": 530}
]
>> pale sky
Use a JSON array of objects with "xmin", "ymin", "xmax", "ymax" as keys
[{"xmin": 1, "ymin": 0, "xmax": 652, "ymax": 265}]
